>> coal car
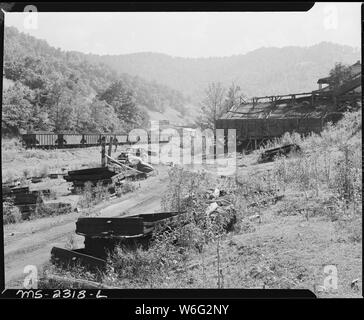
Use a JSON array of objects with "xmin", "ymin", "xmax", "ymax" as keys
[{"xmin": 21, "ymin": 132, "xmax": 129, "ymax": 149}]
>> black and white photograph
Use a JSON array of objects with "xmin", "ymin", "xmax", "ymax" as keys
[{"xmin": 0, "ymin": 2, "xmax": 362, "ymax": 299}]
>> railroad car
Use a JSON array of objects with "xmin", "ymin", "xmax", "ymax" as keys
[
  {"xmin": 22, "ymin": 130, "xmax": 173, "ymax": 149},
  {"xmin": 59, "ymin": 133, "xmax": 83, "ymax": 148},
  {"xmin": 22, "ymin": 132, "xmax": 58, "ymax": 149},
  {"xmin": 21, "ymin": 132, "xmax": 126, "ymax": 149},
  {"xmin": 81, "ymin": 133, "xmax": 100, "ymax": 147}
]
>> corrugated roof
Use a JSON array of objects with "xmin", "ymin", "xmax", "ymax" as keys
[
  {"xmin": 221, "ymin": 61, "xmax": 361, "ymax": 121},
  {"xmin": 220, "ymin": 98, "xmax": 331, "ymax": 120}
]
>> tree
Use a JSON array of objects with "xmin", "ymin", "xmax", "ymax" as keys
[
  {"xmin": 88, "ymin": 99, "xmax": 121, "ymax": 133},
  {"xmin": 46, "ymin": 79, "xmax": 76, "ymax": 132},
  {"xmin": 329, "ymin": 63, "xmax": 352, "ymax": 88},
  {"xmin": 224, "ymin": 82, "xmax": 245, "ymax": 111},
  {"xmin": 98, "ymin": 80, "xmax": 144, "ymax": 127},
  {"xmin": 2, "ymin": 82, "xmax": 33, "ymax": 135},
  {"xmin": 197, "ymin": 82, "xmax": 226, "ymax": 130},
  {"xmin": 2, "ymin": 26, "xmax": 189, "ymax": 137},
  {"xmin": 73, "ymin": 96, "xmax": 92, "ymax": 132},
  {"xmin": 28, "ymin": 103, "xmax": 51, "ymax": 132}
]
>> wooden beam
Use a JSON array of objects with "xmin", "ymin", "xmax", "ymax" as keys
[
  {"xmin": 107, "ymin": 137, "xmax": 113, "ymax": 164},
  {"xmin": 101, "ymin": 138, "xmax": 106, "ymax": 167},
  {"xmin": 105, "ymin": 154, "xmax": 145, "ymax": 174}
]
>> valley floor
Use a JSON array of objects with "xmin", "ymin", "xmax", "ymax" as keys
[{"xmin": 2, "ymin": 115, "xmax": 362, "ymax": 297}]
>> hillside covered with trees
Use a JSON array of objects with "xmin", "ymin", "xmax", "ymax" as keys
[
  {"xmin": 2, "ymin": 26, "xmax": 360, "ymax": 137},
  {"xmin": 86, "ymin": 43, "xmax": 360, "ymax": 100},
  {"xmin": 2, "ymin": 27, "xmax": 189, "ymax": 135}
]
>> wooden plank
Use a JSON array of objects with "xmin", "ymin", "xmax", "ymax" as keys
[
  {"xmin": 31, "ymin": 177, "xmax": 43, "ymax": 183},
  {"xmin": 259, "ymin": 144, "xmax": 301, "ymax": 162},
  {"xmin": 64, "ymin": 173, "xmax": 116, "ymax": 181},
  {"xmin": 76, "ymin": 211, "xmax": 187, "ymax": 238},
  {"xmin": 31, "ymin": 189, "xmax": 51, "ymax": 197},
  {"xmin": 13, "ymin": 193, "xmax": 42, "ymax": 205},
  {"xmin": 76, "ymin": 217, "xmax": 145, "ymax": 237},
  {"xmin": 101, "ymin": 139, "xmax": 106, "ymax": 167},
  {"xmin": 9, "ymin": 187, "xmax": 30, "ymax": 194},
  {"xmin": 70, "ymin": 180, "xmax": 113, "ymax": 189},
  {"xmin": 107, "ymin": 137, "xmax": 113, "ymax": 164},
  {"xmin": 67, "ymin": 167, "xmax": 112, "ymax": 176}
]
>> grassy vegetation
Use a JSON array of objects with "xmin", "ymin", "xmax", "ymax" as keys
[
  {"xmin": 77, "ymin": 180, "xmax": 137, "ymax": 215},
  {"xmin": 2, "ymin": 139, "xmax": 139, "ymax": 225},
  {"xmin": 3, "ymin": 190, "xmax": 72, "ymax": 225},
  {"xmin": 77, "ymin": 181, "xmax": 112, "ymax": 211},
  {"xmin": 1, "ymin": 138, "xmax": 103, "ymax": 183},
  {"xmin": 39, "ymin": 111, "xmax": 361, "ymax": 295},
  {"xmin": 3, "ymin": 200, "xmax": 23, "ymax": 225}
]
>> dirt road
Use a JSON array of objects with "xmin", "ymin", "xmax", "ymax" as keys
[{"xmin": 4, "ymin": 170, "xmax": 168, "ymax": 288}]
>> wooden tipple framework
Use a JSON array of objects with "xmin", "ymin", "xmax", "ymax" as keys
[{"xmin": 216, "ymin": 61, "xmax": 362, "ymax": 151}]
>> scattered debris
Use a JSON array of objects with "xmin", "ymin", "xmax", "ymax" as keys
[
  {"xmin": 108, "ymin": 154, "xmax": 154, "ymax": 176},
  {"xmin": 202, "ymin": 188, "xmax": 237, "ymax": 232},
  {"xmin": 48, "ymin": 173, "xmax": 64, "ymax": 179},
  {"xmin": 2, "ymin": 186, "xmax": 30, "ymax": 196},
  {"xmin": 258, "ymin": 144, "xmax": 301, "ymax": 163},
  {"xmin": 2, "ymin": 181, "xmax": 70, "ymax": 219},
  {"xmin": 2, "ymin": 180, "xmax": 21, "ymax": 189},
  {"xmin": 249, "ymin": 214, "xmax": 262, "ymax": 223},
  {"xmin": 51, "ymin": 211, "xmax": 185, "ymax": 270},
  {"xmin": 248, "ymin": 194, "xmax": 284, "ymax": 208},
  {"xmin": 205, "ymin": 202, "xmax": 219, "ymax": 216},
  {"xmin": 211, "ymin": 188, "xmax": 220, "ymax": 199},
  {"xmin": 31, "ymin": 177, "xmax": 43, "ymax": 183},
  {"xmin": 64, "ymin": 166, "xmax": 125, "ymax": 193},
  {"xmin": 2, "ymin": 184, "xmax": 54, "ymax": 218}
]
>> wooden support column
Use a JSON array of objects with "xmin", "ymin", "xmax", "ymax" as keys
[
  {"xmin": 107, "ymin": 137, "xmax": 113, "ymax": 164},
  {"xmin": 101, "ymin": 137, "xmax": 106, "ymax": 167}
]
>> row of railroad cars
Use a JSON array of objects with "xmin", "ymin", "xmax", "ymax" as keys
[{"xmin": 22, "ymin": 132, "xmax": 171, "ymax": 149}]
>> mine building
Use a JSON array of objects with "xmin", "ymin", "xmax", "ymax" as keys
[{"xmin": 216, "ymin": 61, "xmax": 361, "ymax": 151}]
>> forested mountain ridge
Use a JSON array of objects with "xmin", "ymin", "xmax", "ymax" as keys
[
  {"xmin": 2, "ymin": 26, "xmax": 360, "ymax": 136},
  {"xmin": 2, "ymin": 26, "xmax": 190, "ymax": 135},
  {"xmin": 86, "ymin": 43, "xmax": 360, "ymax": 99}
]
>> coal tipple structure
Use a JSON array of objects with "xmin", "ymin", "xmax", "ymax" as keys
[{"xmin": 216, "ymin": 61, "xmax": 361, "ymax": 151}]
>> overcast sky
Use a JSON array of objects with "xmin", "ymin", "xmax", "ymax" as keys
[{"xmin": 4, "ymin": 2, "xmax": 361, "ymax": 58}]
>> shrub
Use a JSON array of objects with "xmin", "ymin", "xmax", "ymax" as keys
[
  {"xmin": 331, "ymin": 146, "xmax": 362, "ymax": 203},
  {"xmin": 110, "ymin": 247, "xmax": 165, "ymax": 283},
  {"xmin": 77, "ymin": 182, "xmax": 95, "ymax": 208},
  {"xmin": 3, "ymin": 169, "xmax": 19, "ymax": 183},
  {"xmin": 77, "ymin": 181, "xmax": 111, "ymax": 208},
  {"xmin": 3, "ymin": 201, "xmax": 22, "ymax": 224},
  {"xmin": 116, "ymin": 181, "xmax": 136, "ymax": 196},
  {"xmin": 34, "ymin": 202, "xmax": 72, "ymax": 218}
]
